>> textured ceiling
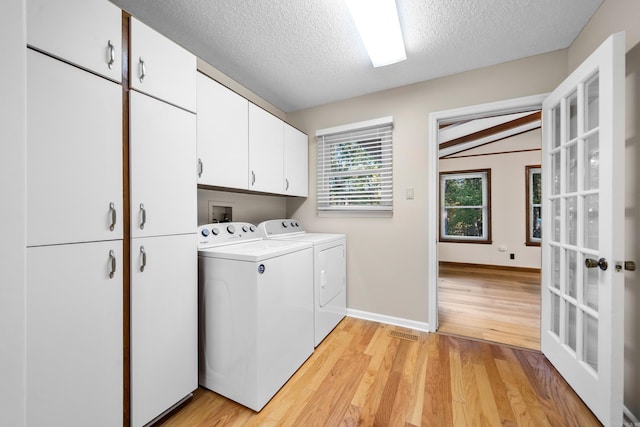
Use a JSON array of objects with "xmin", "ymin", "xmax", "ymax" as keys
[{"xmin": 110, "ymin": 0, "xmax": 603, "ymax": 113}]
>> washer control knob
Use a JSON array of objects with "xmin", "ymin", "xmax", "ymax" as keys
[
  {"xmin": 211, "ymin": 227, "xmax": 219, "ymax": 236},
  {"xmin": 242, "ymin": 225, "xmax": 249, "ymax": 232},
  {"xmin": 250, "ymin": 225, "xmax": 256, "ymax": 232},
  {"xmin": 282, "ymin": 221, "xmax": 288, "ymax": 228},
  {"xmin": 227, "ymin": 225, "xmax": 236, "ymax": 234},
  {"xmin": 201, "ymin": 228, "xmax": 210, "ymax": 237},
  {"xmin": 290, "ymin": 221, "xmax": 295, "ymax": 227}
]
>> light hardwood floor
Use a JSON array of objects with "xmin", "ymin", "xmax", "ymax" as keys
[
  {"xmin": 438, "ymin": 262, "xmax": 541, "ymax": 351},
  {"xmin": 158, "ymin": 317, "xmax": 598, "ymax": 426}
]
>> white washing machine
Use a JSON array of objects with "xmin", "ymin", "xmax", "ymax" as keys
[
  {"xmin": 197, "ymin": 222, "xmax": 314, "ymax": 411},
  {"xmin": 258, "ymin": 219, "xmax": 346, "ymax": 347}
]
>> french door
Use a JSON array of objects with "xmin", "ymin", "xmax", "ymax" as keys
[{"xmin": 541, "ymin": 32, "xmax": 625, "ymax": 427}]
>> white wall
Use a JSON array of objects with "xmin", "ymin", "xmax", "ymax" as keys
[
  {"xmin": 286, "ymin": 50, "xmax": 568, "ymax": 324},
  {"xmin": 439, "ymin": 129, "xmax": 542, "ymax": 268},
  {"xmin": 0, "ymin": 0, "xmax": 26, "ymax": 425},
  {"xmin": 567, "ymin": 0, "xmax": 640, "ymax": 418}
]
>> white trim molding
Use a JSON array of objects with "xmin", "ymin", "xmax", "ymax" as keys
[
  {"xmin": 624, "ymin": 406, "xmax": 640, "ymax": 427},
  {"xmin": 347, "ymin": 309, "xmax": 430, "ymax": 332}
]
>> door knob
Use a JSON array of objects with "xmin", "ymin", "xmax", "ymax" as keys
[{"xmin": 585, "ymin": 257, "xmax": 608, "ymax": 271}]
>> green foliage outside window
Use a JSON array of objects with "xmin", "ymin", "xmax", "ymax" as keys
[{"xmin": 440, "ymin": 170, "xmax": 490, "ymax": 241}]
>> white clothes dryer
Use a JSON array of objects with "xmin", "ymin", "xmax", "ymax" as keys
[
  {"xmin": 197, "ymin": 222, "xmax": 314, "ymax": 411},
  {"xmin": 258, "ymin": 219, "xmax": 346, "ymax": 347}
]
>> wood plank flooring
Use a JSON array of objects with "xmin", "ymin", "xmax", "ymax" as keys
[
  {"xmin": 438, "ymin": 263, "xmax": 541, "ymax": 351},
  {"xmin": 157, "ymin": 317, "xmax": 599, "ymax": 426}
]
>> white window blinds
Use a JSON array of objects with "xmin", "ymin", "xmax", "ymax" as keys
[{"xmin": 316, "ymin": 117, "xmax": 393, "ymax": 211}]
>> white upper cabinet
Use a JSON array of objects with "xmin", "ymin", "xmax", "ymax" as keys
[
  {"xmin": 129, "ymin": 91, "xmax": 196, "ymax": 238},
  {"xmin": 196, "ymin": 73, "xmax": 249, "ymax": 189},
  {"xmin": 27, "ymin": 0, "xmax": 122, "ymax": 82},
  {"xmin": 248, "ymin": 104, "xmax": 284, "ymax": 194},
  {"xmin": 27, "ymin": 49, "xmax": 123, "ymax": 247},
  {"xmin": 283, "ymin": 124, "xmax": 309, "ymax": 197},
  {"xmin": 129, "ymin": 17, "xmax": 196, "ymax": 113}
]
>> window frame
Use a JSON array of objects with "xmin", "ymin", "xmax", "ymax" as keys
[
  {"xmin": 439, "ymin": 168, "xmax": 492, "ymax": 244},
  {"xmin": 316, "ymin": 117, "xmax": 393, "ymax": 213},
  {"xmin": 525, "ymin": 164, "xmax": 542, "ymax": 246}
]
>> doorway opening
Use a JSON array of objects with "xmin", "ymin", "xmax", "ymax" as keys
[{"xmin": 427, "ymin": 94, "xmax": 547, "ymax": 351}]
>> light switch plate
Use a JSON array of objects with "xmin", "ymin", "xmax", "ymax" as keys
[{"xmin": 406, "ymin": 187, "xmax": 414, "ymax": 200}]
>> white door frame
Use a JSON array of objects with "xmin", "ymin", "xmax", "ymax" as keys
[{"xmin": 427, "ymin": 93, "xmax": 548, "ymax": 331}]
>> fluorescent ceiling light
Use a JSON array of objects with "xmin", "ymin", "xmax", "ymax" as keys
[{"xmin": 346, "ymin": 0, "xmax": 407, "ymax": 67}]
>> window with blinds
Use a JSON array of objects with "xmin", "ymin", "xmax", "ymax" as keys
[{"xmin": 316, "ymin": 117, "xmax": 393, "ymax": 211}]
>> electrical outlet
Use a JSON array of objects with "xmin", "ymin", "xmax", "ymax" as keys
[{"xmin": 510, "ymin": 253, "xmax": 515, "ymax": 260}]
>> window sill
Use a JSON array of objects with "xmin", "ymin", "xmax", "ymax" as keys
[
  {"xmin": 439, "ymin": 238, "xmax": 493, "ymax": 244},
  {"xmin": 317, "ymin": 210, "xmax": 393, "ymax": 218}
]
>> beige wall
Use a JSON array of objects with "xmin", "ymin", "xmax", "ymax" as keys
[
  {"xmin": 286, "ymin": 50, "xmax": 567, "ymax": 324},
  {"xmin": 568, "ymin": 0, "xmax": 640, "ymax": 418},
  {"xmin": 439, "ymin": 130, "xmax": 542, "ymax": 268},
  {"xmin": 197, "ymin": 188, "xmax": 286, "ymax": 226}
]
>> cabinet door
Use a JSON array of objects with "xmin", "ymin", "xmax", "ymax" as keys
[
  {"xmin": 196, "ymin": 73, "xmax": 249, "ymax": 189},
  {"xmin": 129, "ymin": 17, "xmax": 196, "ymax": 112},
  {"xmin": 284, "ymin": 124, "xmax": 309, "ymax": 197},
  {"xmin": 27, "ymin": 49, "xmax": 123, "ymax": 247},
  {"xmin": 130, "ymin": 91, "xmax": 196, "ymax": 238},
  {"xmin": 27, "ymin": 0, "xmax": 121, "ymax": 82},
  {"xmin": 248, "ymin": 104, "xmax": 284, "ymax": 194},
  {"xmin": 27, "ymin": 242, "xmax": 123, "ymax": 427},
  {"xmin": 131, "ymin": 234, "xmax": 197, "ymax": 427}
]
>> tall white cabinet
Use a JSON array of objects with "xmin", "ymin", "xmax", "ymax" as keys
[
  {"xmin": 26, "ymin": 0, "xmax": 123, "ymax": 426},
  {"xmin": 129, "ymin": 17, "xmax": 198, "ymax": 427}
]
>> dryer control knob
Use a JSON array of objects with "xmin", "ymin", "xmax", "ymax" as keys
[
  {"xmin": 250, "ymin": 225, "xmax": 256, "ymax": 232},
  {"xmin": 242, "ymin": 225, "xmax": 249, "ymax": 232},
  {"xmin": 282, "ymin": 221, "xmax": 288, "ymax": 228},
  {"xmin": 227, "ymin": 225, "xmax": 236, "ymax": 234},
  {"xmin": 201, "ymin": 228, "xmax": 210, "ymax": 237},
  {"xmin": 211, "ymin": 227, "xmax": 219, "ymax": 236}
]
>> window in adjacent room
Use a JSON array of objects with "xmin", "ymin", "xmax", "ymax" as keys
[
  {"xmin": 439, "ymin": 169, "xmax": 491, "ymax": 243},
  {"xmin": 526, "ymin": 165, "xmax": 542, "ymax": 246},
  {"xmin": 316, "ymin": 117, "xmax": 393, "ymax": 213}
]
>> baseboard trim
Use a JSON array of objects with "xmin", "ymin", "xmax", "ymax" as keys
[
  {"xmin": 439, "ymin": 261, "xmax": 541, "ymax": 274},
  {"xmin": 347, "ymin": 309, "xmax": 431, "ymax": 332},
  {"xmin": 624, "ymin": 405, "xmax": 640, "ymax": 426}
]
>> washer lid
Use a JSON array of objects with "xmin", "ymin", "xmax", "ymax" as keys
[{"xmin": 198, "ymin": 239, "xmax": 312, "ymax": 262}]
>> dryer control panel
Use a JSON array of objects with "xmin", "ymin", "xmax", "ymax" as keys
[
  {"xmin": 198, "ymin": 222, "xmax": 260, "ymax": 248},
  {"xmin": 258, "ymin": 219, "xmax": 306, "ymax": 237}
]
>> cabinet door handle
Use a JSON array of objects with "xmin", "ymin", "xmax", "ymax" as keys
[
  {"xmin": 139, "ymin": 57, "xmax": 146, "ymax": 83},
  {"xmin": 251, "ymin": 170, "xmax": 256, "ymax": 186},
  {"xmin": 198, "ymin": 158, "xmax": 203, "ymax": 178},
  {"xmin": 140, "ymin": 203, "xmax": 146, "ymax": 230},
  {"xmin": 107, "ymin": 40, "xmax": 115, "ymax": 69},
  {"xmin": 109, "ymin": 250, "xmax": 116, "ymax": 279},
  {"xmin": 140, "ymin": 246, "xmax": 147, "ymax": 272},
  {"xmin": 285, "ymin": 178, "xmax": 290, "ymax": 191},
  {"xmin": 109, "ymin": 202, "xmax": 116, "ymax": 231}
]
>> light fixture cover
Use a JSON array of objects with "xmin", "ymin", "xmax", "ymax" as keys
[{"xmin": 346, "ymin": 0, "xmax": 407, "ymax": 67}]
